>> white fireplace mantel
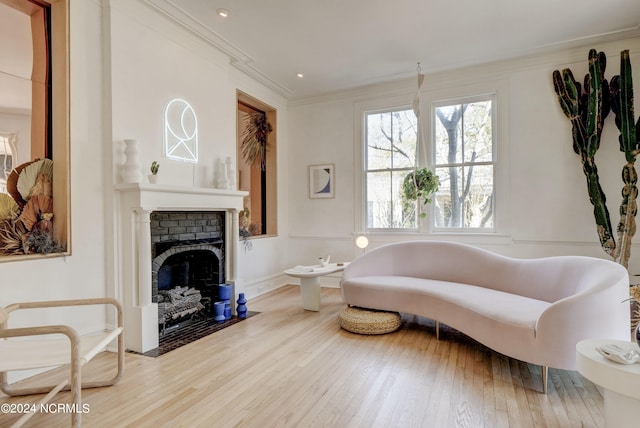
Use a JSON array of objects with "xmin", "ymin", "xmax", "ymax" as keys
[{"xmin": 116, "ymin": 183, "xmax": 248, "ymax": 353}]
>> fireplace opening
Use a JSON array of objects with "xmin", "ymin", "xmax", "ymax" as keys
[
  {"xmin": 150, "ymin": 211, "xmax": 226, "ymax": 336},
  {"xmin": 153, "ymin": 244, "xmax": 224, "ymax": 335},
  {"xmin": 156, "ymin": 248, "xmax": 222, "ymax": 334}
]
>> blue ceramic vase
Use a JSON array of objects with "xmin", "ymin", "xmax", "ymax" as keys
[
  {"xmin": 213, "ymin": 301, "xmax": 226, "ymax": 323},
  {"xmin": 237, "ymin": 293, "xmax": 247, "ymax": 319},
  {"xmin": 218, "ymin": 283, "xmax": 232, "ymax": 301},
  {"xmin": 224, "ymin": 301, "xmax": 231, "ymax": 320}
]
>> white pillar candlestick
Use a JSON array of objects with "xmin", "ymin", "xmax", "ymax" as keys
[
  {"xmin": 226, "ymin": 156, "xmax": 236, "ymax": 190},
  {"xmin": 121, "ymin": 139, "xmax": 143, "ymax": 183}
]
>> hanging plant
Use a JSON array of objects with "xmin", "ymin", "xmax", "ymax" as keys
[
  {"xmin": 241, "ymin": 112, "xmax": 272, "ymax": 170},
  {"xmin": 402, "ymin": 168, "xmax": 439, "ymax": 218}
]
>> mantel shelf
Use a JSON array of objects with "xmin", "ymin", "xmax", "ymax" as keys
[
  {"xmin": 116, "ymin": 183, "xmax": 248, "ymax": 213},
  {"xmin": 115, "ymin": 183, "xmax": 248, "ymax": 198}
]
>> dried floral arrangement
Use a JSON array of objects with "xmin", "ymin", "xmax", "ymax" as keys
[
  {"xmin": 238, "ymin": 206, "xmax": 262, "ymax": 251},
  {"xmin": 240, "ymin": 111, "xmax": 272, "ymax": 171},
  {"xmin": 0, "ymin": 158, "xmax": 65, "ymax": 255}
]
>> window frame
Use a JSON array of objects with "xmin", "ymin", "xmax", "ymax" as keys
[
  {"xmin": 363, "ymin": 105, "xmax": 420, "ymax": 231},
  {"xmin": 355, "ymin": 80, "xmax": 509, "ymax": 240},
  {"xmin": 430, "ymin": 92, "xmax": 497, "ymax": 233}
]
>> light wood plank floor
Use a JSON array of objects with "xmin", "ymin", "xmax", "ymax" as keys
[{"xmin": 1, "ymin": 286, "xmax": 604, "ymax": 427}]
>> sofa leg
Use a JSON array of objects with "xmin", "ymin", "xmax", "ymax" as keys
[
  {"xmin": 542, "ymin": 365, "xmax": 548, "ymax": 394},
  {"xmin": 435, "ymin": 320, "xmax": 440, "ymax": 340}
]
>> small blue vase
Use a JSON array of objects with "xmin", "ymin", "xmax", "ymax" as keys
[
  {"xmin": 219, "ymin": 283, "xmax": 232, "ymax": 301},
  {"xmin": 237, "ymin": 293, "xmax": 247, "ymax": 319},
  {"xmin": 214, "ymin": 301, "xmax": 226, "ymax": 323},
  {"xmin": 224, "ymin": 301, "xmax": 231, "ymax": 320}
]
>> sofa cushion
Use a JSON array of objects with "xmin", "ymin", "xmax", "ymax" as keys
[
  {"xmin": 343, "ymin": 276, "xmax": 550, "ymax": 327},
  {"xmin": 341, "ymin": 275, "xmax": 552, "ymax": 360}
]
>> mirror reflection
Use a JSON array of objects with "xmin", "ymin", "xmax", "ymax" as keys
[
  {"xmin": 0, "ymin": 0, "xmax": 64, "ymax": 257},
  {"xmin": 0, "ymin": 0, "xmax": 50, "ymax": 195}
]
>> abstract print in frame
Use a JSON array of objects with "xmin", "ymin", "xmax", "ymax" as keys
[{"xmin": 309, "ymin": 164, "xmax": 334, "ymax": 199}]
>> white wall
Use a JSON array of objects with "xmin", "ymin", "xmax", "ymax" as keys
[
  {"xmin": 0, "ymin": 1, "xmax": 31, "ymax": 113},
  {"xmin": 107, "ymin": 0, "xmax": 290, "ymax": 299},
  {"xmin": 288, "ymin": 96, "xmax": 358, "ymax": 268},
  {"xmin": 288, "ymin": 36, "xmax": 640, "ymax": 276}
]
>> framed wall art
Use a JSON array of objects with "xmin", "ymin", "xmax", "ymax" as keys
[{"xmin": 309, "ymin": 164, "xmax": 334, "ymax": 199}]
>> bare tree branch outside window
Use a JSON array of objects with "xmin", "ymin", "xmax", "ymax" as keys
[{"xmin": 434, "ymin": 100, "xmax": 494, "ymax": 229}]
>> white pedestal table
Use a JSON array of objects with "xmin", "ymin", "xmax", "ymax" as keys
[
  {"xmin": 284, "ymin": 263, "xmax": 348, "ymax": 311},
  {"xmin": 576, "ymin": 338, "xmax": 640, "ymax": 428}
]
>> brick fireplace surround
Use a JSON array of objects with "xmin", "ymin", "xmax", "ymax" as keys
[{"xmin": 116, "ymin": 183, "xmax": 247, "ymax": 353}]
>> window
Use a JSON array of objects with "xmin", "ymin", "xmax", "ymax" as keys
[
  {"xmin": 432, "ymin": 96, "xmax": 495, "ymax": 230},
  {"xmin": 0, "ymin": 132, "xmax": 16, "ymax": 194},
  {"xmin": 364, "ymin": 108, "xmax": 418, "ymax": 229}
]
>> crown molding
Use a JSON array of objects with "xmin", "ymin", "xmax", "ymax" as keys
[{"xmin": 144, "ymin": 0, "xmax": 292, "ymax": 98}]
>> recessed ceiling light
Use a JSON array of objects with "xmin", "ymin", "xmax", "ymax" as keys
[
  {"xmin": 217, "ymin": 8, "xmax": 229, "ymax": 18},
  {"xmin": 297, "ymin": 73, "xmax": 304, "ymax": 78}
]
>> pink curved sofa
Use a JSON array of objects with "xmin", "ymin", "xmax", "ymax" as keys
[{"xmin": 340, "ymin": 241, "xmax": 630, "ymax": 393}]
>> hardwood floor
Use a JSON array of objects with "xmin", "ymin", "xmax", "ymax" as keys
[{"xmin": 1, "ymin": 285, "xmax": 604, "ymax": 427}]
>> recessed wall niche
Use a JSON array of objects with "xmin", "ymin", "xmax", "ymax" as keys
[
  {"xmin": 236, "ymin": 91, "xmax": 277, "ymax": 239},
  {"xmin": 0, "ymin": 0, "xmax": 70, "ymax": 260}
]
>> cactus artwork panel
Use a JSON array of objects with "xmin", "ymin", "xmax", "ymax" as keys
[{"xmin": 552, "ymin": 49, "xmax": 640, "ymax": 268}]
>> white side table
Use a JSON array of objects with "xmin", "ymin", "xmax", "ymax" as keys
[
  {"xmin": 576, "ymin": 339, "xmax": 640, "ymax": 428},
  {"xmin": 284, "ymin": 263, "xmax": 348, "ymax": 311}
]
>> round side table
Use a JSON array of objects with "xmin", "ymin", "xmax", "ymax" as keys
[
  {"xmin": 284, "ymin": 263, "xmax": 348, "ymax": 311},
  {"xmin": 576, "ymin": 339, "xmax": 640, "ymax": 428}
]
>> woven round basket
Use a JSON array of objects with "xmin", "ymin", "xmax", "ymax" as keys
[{"xmin": 339, "ymin": 306, "xmax": 402, "ymax": 335}]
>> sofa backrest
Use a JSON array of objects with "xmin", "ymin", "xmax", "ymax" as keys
[{"xmin": 343, "ymin": 240, "xmax": 628, "ymax": 302}]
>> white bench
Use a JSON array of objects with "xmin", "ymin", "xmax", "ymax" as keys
[{"xmin": 340, "ymin": 240, "xmax": 630, "ymax": 393}]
